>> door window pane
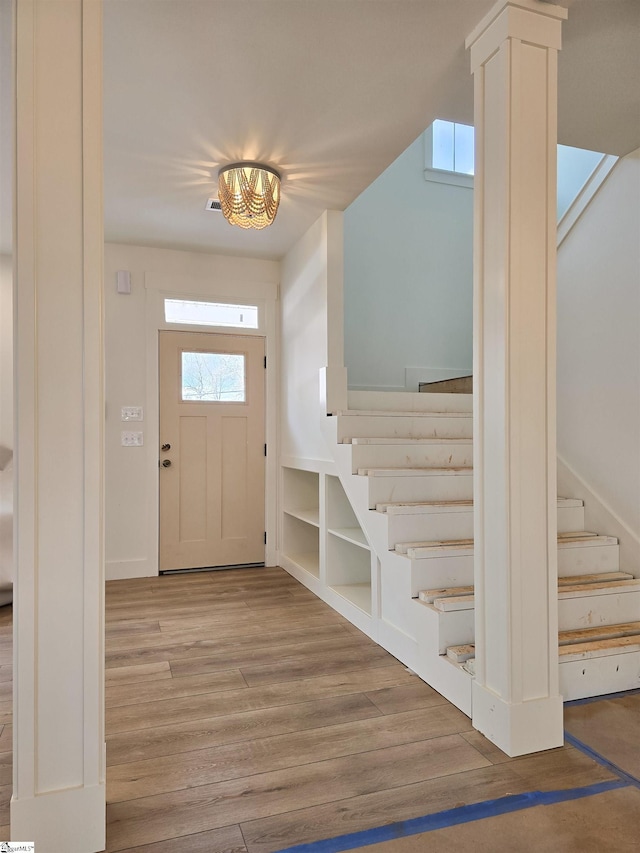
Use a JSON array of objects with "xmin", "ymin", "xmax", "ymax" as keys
[{"xmin": 181, "ymin": 352, "xmax": 246, "ymax": 402}]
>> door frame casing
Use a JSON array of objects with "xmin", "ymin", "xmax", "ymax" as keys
[{"xmin": 145, "ymin": 272, "xmax": 278, "ymax": 576}]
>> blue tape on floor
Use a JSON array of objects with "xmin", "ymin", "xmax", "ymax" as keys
[
  {"xmin": 565, "ymin": 687, "xmax": 640, "ymax": 708},
  {"xmin": 275, "ymin": 778, "xmax": 628, "ymax": 853},
  {"xmin": 564, "ymin": 730, "xmax": 640, "ymax": 788}
]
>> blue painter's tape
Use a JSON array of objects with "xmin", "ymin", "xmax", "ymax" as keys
[
  {"xmin": 565, "ymin": 687, "xmax": 640, "ymax": 707},
  {"xmin": 275, "ymin": 778, "xmax": 627, "ymax": 853},
  {"xmin": 564, "ymin": 730, "xmax": 640, "ymax": 788}
]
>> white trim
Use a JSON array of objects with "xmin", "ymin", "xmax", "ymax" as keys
[
  {"xmin": 11, "ymin": 783, "xmax": 106, "ymax": 853},
  {"xmin": 557, "ymin": 154, "xmax": 618, "ymax": 247},
  {"xmin": 145, "ymin": 273, "xmax": 279, "ymax": 575},
  {"xmin": 106, "ymin": 558, "xmax": 153, "ymax": 581},
  {"xmin": 423, "ymin": 169, "xmax": 474, "ymax": 189}
]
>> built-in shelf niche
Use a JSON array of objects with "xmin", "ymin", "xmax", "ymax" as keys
[
  {"xmin": 281, "ymin": 467, "xmax": 320, "ymax": 577},
  {"xmin": 326, "ymin": 475, "xmax": 372, "ymax": 614}
]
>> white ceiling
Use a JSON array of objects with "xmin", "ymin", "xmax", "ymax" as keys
[{"xmin": 1, "ymin": 1, "xmax": 639, "ymax": 259}]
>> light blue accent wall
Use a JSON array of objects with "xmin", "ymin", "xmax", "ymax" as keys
[
  {"xmin": 344, "ymin": 134, "xmax": 473, "ymax": 390},
  {"xmin": 557, "ymin": 145, "xmax": 604, "ymax": 219}
]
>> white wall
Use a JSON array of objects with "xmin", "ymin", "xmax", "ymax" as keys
[
  {"xmin": 557, "ymin": 149, "xmax": 640, "ymax": 557},
  {"xmin": 104, "ymin": 243, "xmax": 279, "ymax": 579},
  {"xmin": 0, "ymin": 253, "xmax": 12, "ymax": 587},
  {"xmin": 280, "ymin": 211, "xmax": 344, "ymax": 463},
  {"xmin": 0, "ymin": 253, "xmax": 11, "ymax": 452},
  {"xmin": 344, "ymin": 134, "xmax": 473, "ymax": 391}
]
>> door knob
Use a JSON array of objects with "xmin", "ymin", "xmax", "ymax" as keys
[
  {"xmin": 161, "ymin": 459, "xmax": 172, "ymax": 468},
  {"xmin": 161, "ymin": 443, "xmax": 171, "ymax": 451}
]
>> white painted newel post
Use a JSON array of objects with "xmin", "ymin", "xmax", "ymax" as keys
[
  {"xmin": 12, "ymin": 0, "xmax": 106, "ymax": 849},
  {"xmin": 466, "ymin": 0, "xmax": 567, "ymax": 756}
]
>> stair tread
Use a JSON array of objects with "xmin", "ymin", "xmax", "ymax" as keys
[
  {"xmin": 419, "ymin": 586, "xmax": 474, "ymax": 603},
  {"xmin": 420, "ymin": 573, "xmax": 634, "ymax": 602},
  {"xmin": 419, "ymin": 574, "xmax": 639, "ymax": 611},
  {"xmin": 377, "ymin": 499, "xmax": 473, "ymax": 515},
  {"xmin": 560, "ymin": 635, "xmax": 640, "ymax": 660},
  {"xmin": 352, "ymin": 437, "xmax": 473, "ymax": 446},
  {"xmin": 359, "ymin": 467, "xmax": 473, "ymax": 478},
  {"xmin": 558, "ymin": 572, "xmax": 634, "ymax": 586},
  {"xmin": 377, "ymin": 497, "xmax": 581, "ymax": 515},
  {"xmin": 444, "ymin": 625, "xmax": 640, "ymax": 672},
  {"xmin": 337, "ymin": 409, "xmax": 472, "ymax": 418},
  {"xmin": 446, "ymin": 643, "xmax": 476, "ymax": 663},
  {"xmin": 559, "ymin": 621, "xmax": 640, "ymax": 645},
  {"xmin": 397, "ymin": 532, "xmax": 617, "ymax": 555}
]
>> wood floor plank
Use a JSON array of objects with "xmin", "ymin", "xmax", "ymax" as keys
[
  {"xmin": 109, "ymin": 824, "xmax": 247, "ymax": 853},
  {"xmin": 107, "ymin": 704, "xmax": 471, "ymax": 803},
  {"xmin": 106, "ymin": 599, "xmax": 333, "ymax": 624},
  {"xmin": 0, "ymin": 784, "xmax": 10, "ymax": 825},
  {"xmin": 106, "ymin": 620, "xmax": 162, "ymax": 637},
  {"xmin": 0, "ymin": 727, "xmax": 10, "ymax": 754},
  {"xmin": 107, "ymin": 693, "xmax": 381, "ymax": 765},
  {"xmin": 365, "ymin": 681, "xmax": 449, "ymax": 714},
  {"xmin": 106, "ymin": 663, "xmax": 411, "ymax": 718},
  {"xmin": 157, "ymin": 609, "xmax": 347, "ymax": 636},
  {"xmin": 106, "ymin": 661, "xmax": 172, "ymax": 687},
  {"xmin": 106, "ymin": 669, "xmax": 248, "ymax": 709},
  {"xmin": 166, "ymin": 628, "xmax": 361, "ymax": 678},
  {"xmin": 0, "ymin": 752, "xmax": 10, "ymax": 787},
  {"xmin": 239, "ymin": 644, "xmax": 393, "ymax": 687},
  {"xmin": 105, "ymin": 736, "xmax": 491, "ymax": 851},
  {"xmin": 106, "ymin": 624, "xmax": 354, "ymax": 670},
  {"xmin": 107, "ymin": 613, "xmax": 347, "ymax": 655}
]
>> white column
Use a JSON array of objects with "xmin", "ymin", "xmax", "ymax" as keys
[
  {"xmin": 11, "ymin": 1, "xmax": 105, "ymax": 849},
  {"xmin": 466, "ymin": 0, "xmax": 567, "ymax": 756}
]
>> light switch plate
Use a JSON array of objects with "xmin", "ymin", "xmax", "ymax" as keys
[
  {"xmin": 121, "ymin": 431, "xmax": 144, "ymax": 447},
  {"xmin": 121, "ymin": 406, "xmax": 143, "ymax": 421}
]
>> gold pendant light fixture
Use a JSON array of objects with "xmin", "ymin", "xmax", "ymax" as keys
[{"xmin": 218, "ymin": 163, "xmax": 281, "ymax": 229}]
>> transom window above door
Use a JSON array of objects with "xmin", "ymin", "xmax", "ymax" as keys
[
  {"xmin": 181, "ymin": 351, "xmax": 246, "ymax": 402},
  {"xmin": 165, "ymin": 298, "xmax": 259, "ymax": 330}
]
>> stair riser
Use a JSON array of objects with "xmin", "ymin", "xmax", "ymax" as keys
[
  {"xmin": 352, "ymin": 444, "xmax": 472, "ymax": 473},
  {"xmin": 557, "ymin": 505, "xmax": 586, "ymax": 533},
  {"xmin": 388, "ymin": 513, "xmax": 475, "ymax": 550},
  {"xmin": 559, "ymin": 543, "xmax": 620, "ymax": 575},
  {"xmin": 558, "ymin": 591, "xmax": 640, "ymax": 631},
  {"xmin": 367, "ymin": 474, "xmax": 474, "ymax": 509},
  {"xmin": 386, "ymin": 503, "xmax": 586, "ymax": 549},
  {"xmin": 338, "ymin": 414, "xmax": 473, "ymax": 442},
  {"xmin": 415, "ymin": 601, "xmax": 475, "ymax": 654},
  {"xmin": 410, "ymin": 555, "xmax": 474, "ymax": 598},
  {"xmin": 560, "ymin": 651, "xmax": 640, "ymax": 701},
  {"xmin": 348, "ymin": 390, "xmax": 473, "ymax": 414}
]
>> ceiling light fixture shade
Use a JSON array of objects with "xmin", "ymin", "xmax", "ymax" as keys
[{"xmin": 217, "ymin": 163, "xmax": 281, "ymax": 229}]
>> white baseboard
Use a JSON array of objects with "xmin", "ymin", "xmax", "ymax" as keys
[
  {"xmin": 11, "ymin": 781, "xmax": 105, "ymax": 852},
  {"xmin": 558, "ymin": 455, "xmax": 640, "ymax": 574},
  {"xmin": 106, "ymin": 557, "xmax": 157, "ymax": 580}
]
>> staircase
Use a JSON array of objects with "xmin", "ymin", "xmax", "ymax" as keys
[{"xmin": 322, "ymin": 389, "xmax": 640, "ymax": 716}]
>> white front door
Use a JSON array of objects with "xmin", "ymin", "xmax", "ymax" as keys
[{"xmin": 159, "ymin": 330, "xmax": 265, "ymax": 571}]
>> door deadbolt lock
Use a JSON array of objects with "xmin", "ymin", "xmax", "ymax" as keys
[
  {"xmin": 161, "ymin": 443, "xmax": 171, "ymax": 451},
  {"xmin": 161, "ymin": 459, "xmax": 172, "ymax": 468}
]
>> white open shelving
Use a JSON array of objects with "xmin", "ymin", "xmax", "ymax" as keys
[
  {"xmin": 326, "ymin": 474, "xmax": 372, "ymax": 614},
  {"xmin": 279, "ymin": 462, "xmax": 375, "ymax": 625},
  {"xmin": 281, "ymin": 467, "xmax": 320, "ymax": 578}
]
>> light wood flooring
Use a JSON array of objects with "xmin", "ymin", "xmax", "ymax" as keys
[{"xmin": 0, "ymin": 568, "xmax": 629, "ymax": 851}]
